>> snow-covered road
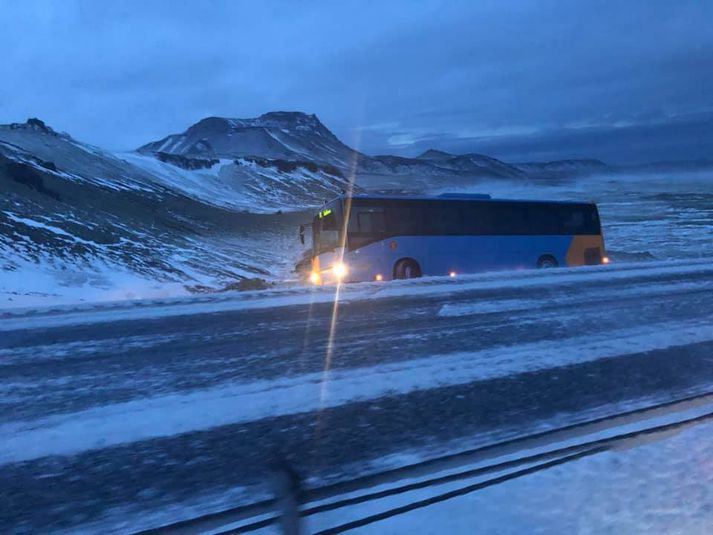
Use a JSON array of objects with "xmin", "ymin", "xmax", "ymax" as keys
[{"xmin": 1, "ymin": 259, "xmax": 712, "ymax": 533}]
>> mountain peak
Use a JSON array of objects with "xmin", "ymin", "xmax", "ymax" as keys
[
  {"xmin": 185, "ymin": 116, "xmax": 234, "ymax": 136},
  {"xmin": 6, "ymin": 117, "xmax": 60, "ymax": 136},
  {"xmin": 417, "ymin": 149, "xmax": 455, "ymax": 161},
  {"xmin": 253, "ymin": 111, "xmax": 326, "ymax": 131},
  {"xmin": 181, "ymin": 111, "xmax": 325, "ymax": 136},
  {"xmin": 258, "ymin": 110, "xmax": 318, "ymax": 122}
]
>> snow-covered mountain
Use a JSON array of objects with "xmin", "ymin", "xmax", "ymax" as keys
[
  {"xmin": 135, "ymin": 112, "xmax": 528, "ymax": 180},
  {"xmin": 416, "ymin": 149, "xmax": 525, "ymax": 178},
  {"xmin": 138, "ymin": 112, "xmax": 366, "ymax": 169}
]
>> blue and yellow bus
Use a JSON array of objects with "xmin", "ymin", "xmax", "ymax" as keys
[{"xmin": 303, "ymin": 193, "xmax": 607, "ymax": 284}]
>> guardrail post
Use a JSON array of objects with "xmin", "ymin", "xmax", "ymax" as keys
[{"xmin": 271, "ymin": 461, "xmax": 303, "ymax": 535}]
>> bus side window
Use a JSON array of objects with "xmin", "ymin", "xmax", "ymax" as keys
[
  {"xmin": 494, "ymin": 202, "xmax": 529, "ymax": 235},
  {"xmin": 353, "ymin": 209, "xmax": 386, "ymax": 234},
  {"xmin": 387, "ymin": 203, "xmax": 423, "ymax": 235},
  {"xmin": 348, "ymin": 207, "xmax": 386, "ymax": 249},
  {"xmin": 460, "ymin": 202, "xmax": 494, "ymax": 235},
  {"xmin": 426, "ymin": 202, "xmax": 461, "ymax": 235},
  {"xmin": 526, "ymin": 205, "xmax": 560, "ymax": 235},
  {"xmin": 559, "ymin": 205, "xmax": 600, "ymax": 234},
  {"xmin": 560, "ymin": 206, "xmax": 586, "ymax": 233},
  {"xmin": 588, "ymin": 207, "xmax": 601, "ymax": 233}
]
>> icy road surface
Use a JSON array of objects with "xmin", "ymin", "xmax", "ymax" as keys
[{"xmin": 1, "ymin": 259, "xmax": 713, "ymax": 533}]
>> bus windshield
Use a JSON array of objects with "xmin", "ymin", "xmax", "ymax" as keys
[{"xmin": 313, "ymin": 208, "xmax": 341, "ymax": 254}]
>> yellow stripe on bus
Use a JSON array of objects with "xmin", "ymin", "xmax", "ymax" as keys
[{"xmin": 566, "ymin": 235, "xmax": 606, "ymax": 266}]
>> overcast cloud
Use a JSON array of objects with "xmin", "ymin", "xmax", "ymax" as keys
[{"xmin": 1, "ymin": 0, "xmax": 712, "ymax": 163}]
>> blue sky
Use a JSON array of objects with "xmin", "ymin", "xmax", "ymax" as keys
[{"xmin": 1, "ymin": 0, "xmax": 712, "ymax": 163}]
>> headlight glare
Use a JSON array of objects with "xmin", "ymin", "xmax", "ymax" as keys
[{"xmin": 332, "ymin": 262, "xmax": 348, "ymax": 279}]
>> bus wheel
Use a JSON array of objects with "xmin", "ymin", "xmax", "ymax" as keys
[
  {"xmin": 394, "ymin": 258, "xmax": 422, "ymax": 279},
  {"xmin": 537, "ymin": 255, "xmax": 559, "ymax": 269}
]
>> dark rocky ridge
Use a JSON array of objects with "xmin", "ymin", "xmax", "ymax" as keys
[
  {"xmin": 238, "ymin": 155, "xmax": 344, "ymax": 178},
  {"xmin": 513, "ymin": 158, "xmax": 608, "ymax": 178},
  {"xmin": 155, "ymin": 152, "xmax": 219, "ymax": 170}
]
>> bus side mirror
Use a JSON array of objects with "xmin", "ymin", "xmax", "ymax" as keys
[{"xmin": 299, "ymin": 225, "xmax": 305, "ymax": 245}]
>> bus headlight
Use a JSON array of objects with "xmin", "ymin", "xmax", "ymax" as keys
[{"xmin": 332, "ymin": 262, "xmax": 348, "ymax": 280}]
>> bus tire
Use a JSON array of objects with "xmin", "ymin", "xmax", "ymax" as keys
[
  {"xmin": 537, "ymin": 255, "xmax": 559, "ymax": 269},
  {"xmin": 394, "ymin": 258, "xmax": 422, "ymax": 279}
]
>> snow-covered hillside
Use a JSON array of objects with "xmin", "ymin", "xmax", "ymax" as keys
[
  {"xmin": 121, "ymin": 152, "xmax": 349, "ymax": 212},
  {"xmin": 0, "ymin": 121, "xmax": 313, "ymax": 306}
]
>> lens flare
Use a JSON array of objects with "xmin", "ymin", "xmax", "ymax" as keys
[
  {"xmin": 449, "ymin": 271, "xmax": 457, "ymax": 277},
  {"xmin": 309, "ymin": 271, "xmax": 321, "ymax": 284},
  {"xmin": 315, "ymin": 120, "xmax": 361, "ymax": 442}
]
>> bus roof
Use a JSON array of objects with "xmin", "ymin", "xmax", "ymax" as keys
[{"xmin": 326, "ymin": 193, "xmax": 596, "ymax": 206}]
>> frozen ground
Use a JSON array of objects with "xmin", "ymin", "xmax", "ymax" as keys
[{"xmin": 1, "ymin": 257, "xmax": 712, "ymax": 533}]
